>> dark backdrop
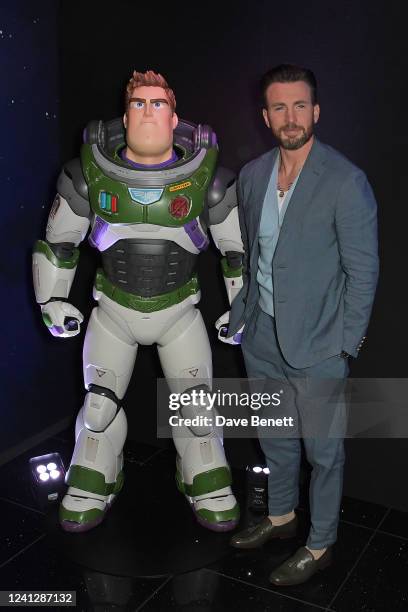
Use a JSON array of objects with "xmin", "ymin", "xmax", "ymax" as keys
[{"xmin": 3, "ymin": 0, "xmax": 406, "ymax": 509}]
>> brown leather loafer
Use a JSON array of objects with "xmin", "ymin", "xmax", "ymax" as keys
[
  {"xmin": 230, "ymin": 515, "xmax": 298, "ymax": 549},
  {"xmin": 269, "ymin": 545, "xmax": 333, "ymax": 586}
]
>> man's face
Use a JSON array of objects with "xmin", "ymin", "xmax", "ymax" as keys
[
  {"xmin": 123, "ymin": 85, "xmax": 178, "ymax": 158},
  {"xmin": 262, "ymin": 81, "xmax": 320, "ymax": 150}
]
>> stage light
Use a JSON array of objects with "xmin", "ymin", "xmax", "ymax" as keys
[
  {"xmin": 29, "ymin": 452, "xmax": 66, "ymax": 509},
  {"xmin": 246, "ymin": 464, "xmax": 269, "ymax": 512}
]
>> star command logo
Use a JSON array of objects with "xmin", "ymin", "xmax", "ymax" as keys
[
  {"xmin": 128, "ymin": 188, "xmax": 164, "ymax": 205},
  {"xmin": 169, "ymin": 195, "xmax": 191, "ymax": 219}
]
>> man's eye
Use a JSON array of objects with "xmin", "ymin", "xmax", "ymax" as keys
[
  {"xmin": 131, "ymin": 101, "xmax": 144, "ymax": 109},
  {"xmin": 297, "ymin": 104, "xmax": 306, "ymax": 109},
  {"xmin": 153, "ymin": 101, "xmax": 163, "ymax": 109}
]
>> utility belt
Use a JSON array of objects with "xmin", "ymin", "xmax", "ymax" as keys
[{"xmin": 94, "ymin": 268, "xmax": 199, "ymax": 313}]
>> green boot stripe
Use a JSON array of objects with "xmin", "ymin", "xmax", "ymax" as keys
[
  {"xmin": 34, "ymin": 240, "xmax": 79, "ymax": 269},
  {"xmin": 182, "ymin": 466, "xmax": 232, "ymax": 497},
  {"xmin": 196, "ymin": 504, "xmax": 240, "ymax": 524},
  {"xmin": 66, "ymin": 465, "xmax": 123, "ymax": 496},
  {"xmin": 59, "ymin": 505, "xmax": 103, "ymax": 525}
]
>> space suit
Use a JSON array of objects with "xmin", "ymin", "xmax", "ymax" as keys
[{"xmin": 33, "ymin": 108, "xmax": 244, "ymax": 533}]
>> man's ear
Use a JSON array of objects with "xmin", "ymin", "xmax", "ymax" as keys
[
  {"xmin": 123, "ymin": 112, "xmax": 128, "ymax": 128},
  {"xmin": 172, "ymin": 112, "xmax": 179, "ymax": 130},
  {"xmin": 262, "ymin": 108, "xmax": 270, "ymax": 129},
  {"xmin": 313, "ymin": 104, "xmax": 320, "ymax": 124}
]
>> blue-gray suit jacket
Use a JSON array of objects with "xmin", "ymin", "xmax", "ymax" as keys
[{"xmin": 228, "ymin": 137, "xmax": 379, "ymax": 368}]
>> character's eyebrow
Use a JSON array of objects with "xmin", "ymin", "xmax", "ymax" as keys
[{"xmin": 129, "ymin": 97, "xmax": 169, "ymax": 105}]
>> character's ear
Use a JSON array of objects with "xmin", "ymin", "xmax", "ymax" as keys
[
  {"xmin": 313, "ymin": 104, "xmax": 320, "ymax": 124},
  {"xmin": 172, "ymin": 112, "xmax": 179, "ymax": 130},
  {"xmin": 123, "ymin": 112, "xmax": 128, "ymax": 128},
  {"xmin": 262, "ymin": 108, "xmax": 270, "ymax": 129}
]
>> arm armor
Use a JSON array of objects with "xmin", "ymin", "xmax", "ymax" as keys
[
  {"xmin": 207, "ymin": 167, "xmax": 244, "ymax": 304},
  {"xmin": 33, "ymin": 167, "xmax": 90, "ymax": 304}
]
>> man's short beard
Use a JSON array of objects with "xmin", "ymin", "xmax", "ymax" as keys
[{"xmin": 277, "ymin": 124, "xmax": 314, "ymax": 150}]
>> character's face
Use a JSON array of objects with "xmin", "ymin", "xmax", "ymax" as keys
[
  {"xmin": 262, "ymin": 81, "xmax": 320, "ymax": 150},
  {"xmin": 123, "ymin": 85, "xmax": 178, "ymax": 158}
]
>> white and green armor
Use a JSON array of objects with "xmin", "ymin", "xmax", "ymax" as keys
[{"xmin": 32, "ymin": 117, "xmax": 244, "ymax": 533}]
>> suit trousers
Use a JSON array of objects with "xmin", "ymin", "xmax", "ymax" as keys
[{"xmin": 241, "ymin": 303, "xmax": 349, "ymax": 549}]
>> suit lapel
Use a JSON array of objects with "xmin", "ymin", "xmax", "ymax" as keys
[{"xmin": 275, "ymin": 138, "xmax": 327, "ymax": 256}]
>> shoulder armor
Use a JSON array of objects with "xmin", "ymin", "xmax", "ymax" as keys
[
  {"xmin": 207, "ymin": 167, "xmax": 237, "ymax": 225},
  {"xmin": 57, "ymin": 158, "xmax": 90, "ymax": 218},
  {"xmin": 207, "ymin": 167, "xmax": 236, "ymax": 208}
]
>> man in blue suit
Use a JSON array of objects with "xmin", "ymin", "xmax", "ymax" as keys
[{"xmin": 217, "ymin": 64, "xmax": 379, "ymax": 585}]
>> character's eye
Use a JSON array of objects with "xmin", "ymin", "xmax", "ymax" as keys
[
  {"xmin": 130, "ymin": 101, "xmax": 144, "ymax": 109},
  {"xmin": 296, "ymin": 104, "xmax": 306, "ymax": 109},
  {"xmin": 153, "ymin": 101, "xmax": 164, "ymax": 109}
]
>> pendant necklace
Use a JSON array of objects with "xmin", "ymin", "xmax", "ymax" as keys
[{"xmin": 277, "ymin": 181, "xmax": 293, "ymax": 198}]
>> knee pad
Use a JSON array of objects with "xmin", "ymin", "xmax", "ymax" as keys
[
  {"xmin": 179, "ymin": 384, "xmax": 214, "ymax": 436},
  {"xmin": 83, "ymin": 384, "xmax": 120, "ymax": 432}
]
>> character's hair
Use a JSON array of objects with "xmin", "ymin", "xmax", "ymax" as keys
[
  {"xmin": 125, "ymin": 69, "xmax": 176, "ymax": 113},
  {"xmin": 260, "ymin": 64, "xmax": 318, "ymax": 107}
]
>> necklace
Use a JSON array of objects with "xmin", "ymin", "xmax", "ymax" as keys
[{"xmin": 277, "ymin": 181, "xmax": 293, "ymax": 198}]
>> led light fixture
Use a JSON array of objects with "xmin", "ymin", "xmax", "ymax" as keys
[
  {"xmin": 246, "ymin": 464, "xmax": 269, "ymax": 512},
  {"xmin": 29, "ymin": 452, "xmax": 66, "ymax": 509}
]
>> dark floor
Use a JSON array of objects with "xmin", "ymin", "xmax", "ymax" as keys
[{"xmin": 0, "ymin": 431, "xmax": 407, "ymax": 612}]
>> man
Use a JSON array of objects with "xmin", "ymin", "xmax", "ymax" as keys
[
  {"xmin": 33, "ymin": 70, "xmax": 244, "ymax": 533},
  {"xmin": 217, "ymin": 64, "xmax": 379, "ymax": 585}
]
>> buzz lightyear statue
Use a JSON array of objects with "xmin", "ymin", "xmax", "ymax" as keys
[{"xmin": 32, "ymin": 70, "xmax": 244, "ymax": 533}]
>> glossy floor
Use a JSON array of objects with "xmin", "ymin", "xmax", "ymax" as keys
[{"xmin": 0, "ymin": 432, "xmax": 407, "ymax": 611}]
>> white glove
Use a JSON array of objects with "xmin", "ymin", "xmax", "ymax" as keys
[
  {"xmin": 40, "ymin": 300, "xmax": 84, "ymax": 338},
  {"xmin": 215, "ymin": 311, "xmax": 244, "ymax": 345}
]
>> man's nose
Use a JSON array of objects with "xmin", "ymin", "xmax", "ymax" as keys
[
  {"xmin": 285, "ymin": 107, "xmax": 296, "ymax": 124},
  {"xmin": 144, "ymin": 102, "xmax": 153, "ymax": 116}
]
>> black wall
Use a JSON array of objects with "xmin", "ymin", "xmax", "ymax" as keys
[{"xmin": 4, "ymin": 0, "xmax": 405, "ymax": 509}]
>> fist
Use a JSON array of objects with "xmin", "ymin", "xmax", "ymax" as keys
[
  {"xmin": 41, "ymin": 300, "xmax": 84, "ymax": 338},
  {"xmin": 215, "ymin": 311, "xmax": 244, "ymax": 345}
]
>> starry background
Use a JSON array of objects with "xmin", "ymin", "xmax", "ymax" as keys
[
  {"xmin": 1, "ymin": 0, "xmax": 406, "ymax": 508},
  {"xmin": 0, "ymin": 1, "xmax": 81, "ymax": 457}
]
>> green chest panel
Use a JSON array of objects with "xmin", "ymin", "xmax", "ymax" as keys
[{"xmin": 81, "ymin": 144, "xmax": 217, "ymax": 227}]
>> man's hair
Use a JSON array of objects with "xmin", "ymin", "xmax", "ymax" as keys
[
  {"xmin": 125, "ymin": 69, "xmax": 176, "ymax": 113},
  {"xmin": 260, "ymin": 64, "xmax": 318, "ymax": 107}
]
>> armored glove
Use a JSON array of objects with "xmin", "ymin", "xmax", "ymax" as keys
[
  {"xmin": 40, "ymin": 300, "xmax": 84, "ymax": 338},
  {"xmin": 215, "ymin": 311, "xmax": 244, "ymax": 345}
]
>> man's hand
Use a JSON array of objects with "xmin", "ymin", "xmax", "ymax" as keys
[
  {"xmin": 40, "ymin": 300, "xmax": 84, "ymax": 338},
  {"xmin": 215, "ymin": 311, "xmax": 244, "ymax": 345}
]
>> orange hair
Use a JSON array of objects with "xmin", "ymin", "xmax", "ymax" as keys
[{"xmin": 125, "ymin": 69, "xmax": 176, "ymax": 113}]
